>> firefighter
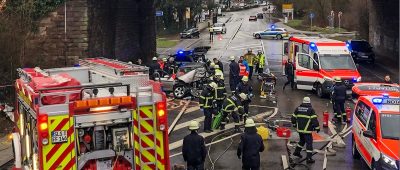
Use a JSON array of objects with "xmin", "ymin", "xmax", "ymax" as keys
[
  {"xmin": 283, "ymin": 59, "xmax": 294, "ymax": 90},
  {"xmin": 237, "ymin": 118, "xmax": 265, "ymax": 170},
  {"xmin": 220, "ymin": 93, "xmax": 247, "ymax": 131},
  {"xmin": 149, "ymin": 57, "xmax": 161, "ymax": 80},
  {"xmin": 213, "ymin": 70, "xmax": 226, "ymax": 112},
  {"xmin": 332, "ymin": 77, "xmax": 347, "ymax": 124},
  {"xmin": 165, "ymin": 57, "xmax": 178, "ymax": 75},
  {"xmin": 384, "ymin": 75, "xmax": 393, "ymax": 84},
  {"xmin": 229, "ymin": 56, "xmax": 240, "ymax": 92},
  {"xmin": 209, "ymin": 26, "xmax": 214, "ymax": 41},
  {"xmin": 182, "ymin": 120, "xmax": 206, "ymax": 170},
  {"xmin": 200, "ymin": 82, "xmax": 218, "ymax": 133},
  {"xmin": 213, "ymin": 58, "xmax": 224, "ymax": 72},
  {"xmin": 244, "ymin": 49, "xmax": 257, "ymax": 80},
  {"xmin": 257, "ymin": 51, "xmax": 265, "ymax": 74},
  {"xmin": 236, "ymin": 76, "xmax": 253, "ymax": 121},
  {"xmin": 291, "ymin": 97, "xmax": 320, "ymax": 164},
  {"xmin": 208, "ymin": 62, "xmax": 216, "ymax": 77}
]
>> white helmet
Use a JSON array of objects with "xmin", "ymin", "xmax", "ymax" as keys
[
  {"xmin": 239, "ymin": 93, "xmax": 247, "ymax": 100},
  {"xmin": 214, "ymin": 65, "xmax": 220, "ymax": 69},
  {"xmin": 229, "ymin": 56, "xmax": 235, "ymax": 61},
  {"xmin": 152, "ymin": 57, "xmax": 158, "ymax": 61},
  {"xmin": 303, "ymin": 97, "xmax": 311, "ymax": 104},
  {"xmin": 245, "ymin": 118, "xmax": 256, "ymax": 127},
  {"xmin": 208, "ymin": 82, "xmax": 218, "ymax": 89},
  {"xmin": 188, "ymin": 120, "xmax": 200, "ymax": 130}
]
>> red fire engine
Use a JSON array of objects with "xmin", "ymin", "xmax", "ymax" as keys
[
  {"xmin": 283, "ymin": 36, "xmax": 361, "ymax": 97},
  {"xmin": 11, "ymin": 58, "xmax": 169, "ymax": 170}
]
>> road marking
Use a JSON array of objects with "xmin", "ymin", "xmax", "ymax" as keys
[
  {"xmin": 229, "ymin": 43, "xmax": 261, "ymax": 49},
  {"xmin": 173, "ymin": 116, "xmax": 205, "ymax": 132},
  {"xmin": 168, "ymin": 100, "xmax": 191, "ymax": 135},
  {"xmin": 229, "ymin": 46, "xmax": 263, "ymax": 51}
]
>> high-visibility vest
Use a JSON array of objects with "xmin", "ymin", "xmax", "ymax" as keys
[
  {"xmin": 244, "ymin": 53, "xmax": 256, "ymax": 66},
  {"xmin": 258, "ymin": 54, "xmax": 265, "ymax": 68},
  {"xmin": 239, "ymin": 64, "xmax": 248, "ymax": 76}
]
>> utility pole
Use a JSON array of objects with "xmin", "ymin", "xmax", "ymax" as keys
[{"xmin": 338, "ymin": 11, "xmax": 342, "ymax": 32}]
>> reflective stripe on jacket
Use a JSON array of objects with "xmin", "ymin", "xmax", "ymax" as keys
[
  {"xmin": 291, "ymin": 103, "xmax": 320, "ymax": 133},
  {"xmin": 199, "ymin": 88, "xmax": 214, "ymax": 108}
]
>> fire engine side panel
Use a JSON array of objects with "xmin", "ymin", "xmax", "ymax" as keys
[
  {"xmin": 41, "ymin": 114, "xmax": 76, "ymax": 170},
  {"xmin": 132, "ymin": 105, "xmax": 166, "ymax": 170}
]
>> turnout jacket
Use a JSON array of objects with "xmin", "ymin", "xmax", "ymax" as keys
[{"xmin": 291, "ymin": 103, "xmax": 320, "ymax": 133}]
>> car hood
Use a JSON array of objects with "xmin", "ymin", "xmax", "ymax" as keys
[
  {"xmin": 320, "ymin": 69, "xmax": 360, "ymax": 79},
  {"xmin": 253, "ymin": 31, "xmax": 263, "ymax": 34},
  {"xmin": 380, "ymin": 139, "xmax": 400, "ymax": 160}
]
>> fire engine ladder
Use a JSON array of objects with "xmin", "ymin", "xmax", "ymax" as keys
[
  {"xmin": 79, "ymin": 57, "xmax": 149, "ymax": 76},
  {"xmin": 136, "ymin": 86, "xmax": 158, "ymax": 169}
]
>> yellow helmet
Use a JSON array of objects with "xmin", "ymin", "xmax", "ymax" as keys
[
  {"xmin": 210, "ymin": 62, "xmax": 216, "ymax": 67},
  {"xmin": 242, "ymin": 76, "xmax": 249, "ymax": 82},
  {"xmin": 214, "ymin": 65, "xmax": 220, "ymax": 69}
]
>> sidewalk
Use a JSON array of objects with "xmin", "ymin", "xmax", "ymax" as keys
[{"xmin": 0, "ymin": 135, "xmax": 13, "ymax": 167}]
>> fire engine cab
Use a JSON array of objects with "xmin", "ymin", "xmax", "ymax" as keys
[
  {"xmin": 352, "ymin": 92, "xmax": 400, "ymax": 170},
  {"xmin": 12, "ymin": 58, "xmax": 169, "ymax": 170},
  {"xmin": 284, "ymin": 36, "xmax": 361, "ymax": 97}
]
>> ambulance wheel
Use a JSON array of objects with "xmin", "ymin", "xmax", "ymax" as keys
[
  {"xmin": 352, "ymin": 135, "xmax": 361, "ymax": 159},
  {"xmin": 316, "ymin": 84, "xmax": 326, "ymax": 98}
]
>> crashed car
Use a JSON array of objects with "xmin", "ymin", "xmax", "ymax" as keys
[
  {"xmin": 170, "ymin": 46, "xmax": 211, "ymax": 64},
  {"xmin": 156, "ymin": 62, "xmax": 207, "ymax": 92}
]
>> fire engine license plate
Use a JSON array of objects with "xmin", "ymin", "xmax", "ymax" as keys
[{"xmin": 51, "ymin": 131, "xmax": 68, "ymax": 143}]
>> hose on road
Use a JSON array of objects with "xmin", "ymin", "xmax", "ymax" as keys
[{"xmin": 207, "ymin": 129, "xmax": 236, "ymax": 170}]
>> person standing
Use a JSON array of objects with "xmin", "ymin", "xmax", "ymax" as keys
[
  {"xmin": 229, "ymin": 56, "xmax": 240, "ymax": 92},
  {"xmin": 209, "ymin": 26, "xmax": 214, "ymax": 42},
  {"xmin": 199, "ymin": 82, "xmax": 217, "ymax": 133},
  {"xmin": 332, "ymin": 77, "xmax": 347, "ymax": 124},
  {"xmin": 220, "ymin": 93, "xmax": 247, "ymax": 131},
  {"xmin": 236, "ymin": 76, "xmax": 253, "ymax": 121},
  {"xmin": 283, "ymin": 59, "xmax": 295, "ymax": 90},
  {"xmin": 291, "ymin": 97, "xmax": 320, "ymax": 164},
  {"xmin": 213, "ymin": 70, "xmax": 226, "ymax": 112},
  {"xmin": 149, "ymin": 57, "xmax": 161, "ymax": 80},
  {"xmin": 257, "ymin": 51, "xmax": 265, "ymax": 74},
  {"xmin": 237, "ymin": 118, "xmax": 265, "ymax": 170},
  {"xmin": 244, "ymin": 49, "xmax": 257, "ymax": 80},
  {"xmin": 384, "ymin": 75, "xmax": 393, "ymax": 84},
  {"xmin": 182, "ymin": 120, "xmax": 206, "ymax": 170}
]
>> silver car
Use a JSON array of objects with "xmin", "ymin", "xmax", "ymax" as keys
[
  {"xmin": 212, "ymin": 23, "xmax": 227, "ymax": 34},
  {"xmin": 157, "ymin": 62, "xmax": 206, "ymax": 92}
]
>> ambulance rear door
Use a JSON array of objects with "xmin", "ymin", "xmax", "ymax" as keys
[{"xmin": 294, "ymin": 53, "xmax": 319, "ymax": 90}]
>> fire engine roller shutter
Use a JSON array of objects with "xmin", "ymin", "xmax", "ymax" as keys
[
  {"xmin": 133, "ymin": 105, "xmax": 166, "ymax": 170},
  {"xmin": 41, "ymin": 115, "xmax": 76, "ymax": 170}
]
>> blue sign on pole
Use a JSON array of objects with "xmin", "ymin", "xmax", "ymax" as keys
[
  {"xmin": 309, "ymin": 12, "xmax": 315, "ymax": 19},
  {"xmin": 156, "ymin": 11, "xmax": 163, "ymax": 17}
]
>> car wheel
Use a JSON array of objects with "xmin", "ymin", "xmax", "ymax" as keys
[
  {"xmin": 316, "ymin": 84, "xmax": 325, "ymax": 98},
  {"xmin": 173, "ymin": 84, "xmax": 187, "ymax": 99},
  {"xmin": 352, "ymin": 135, "xmax": 361, "ymax": 159},
  {"xmin": 255, "ymin": 34, "xmax": 261, "ymax": 39},
  {"xmin": 276, "ymin": 34, "xmax": 283, "ymax": 39}
]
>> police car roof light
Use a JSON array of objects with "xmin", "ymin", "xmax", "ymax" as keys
[
  {"xmin": 346, "ymin": 42, "xmax": 352, "ymax": 51},
  {"xmin": 372, "ymin": 98, "xmax": 383, "ymax": 104},
  {"xmin": 352, "ymin": 77, "xmax": 357, "ymax": 83},
  {"xmin": 178, "ymin": 50, "xmax": 184, "ymax": 54}
]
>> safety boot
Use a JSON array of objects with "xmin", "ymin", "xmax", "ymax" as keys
[
  {"xmin": 306, "ymin": 158, "xmax": 315, "ymax": 164},
  {"xmin": 293, "ymin": 152, "xmax": 303, "ymax": 158}
]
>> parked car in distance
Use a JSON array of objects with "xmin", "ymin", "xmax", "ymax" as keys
[
  {"xmin": 257, "ymin": 13, "xmax": 264, "ymax": 19},
  {"xmin": 249, "ymin": 16, "xmax": 257, "ymax": 21},
  {"xmin": 212, "ymin": 23, "xmax": 227, "ymax": 34},
  {"xmin": 180, "ymin": 28, "xmax": 200, "ymax": 39},
  {"xmin": 253, "ymin": 27, "xmax": 289, "ymax": 39},
  {"xmin": 348, "ymin": 40, "xmax": 375, "ymax": 64}
]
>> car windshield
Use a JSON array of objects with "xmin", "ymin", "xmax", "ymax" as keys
[
  {"xmin": 214, "ymin": 23, "xmax": 223, "ymax": 27},
  {"xmin": 351, "ymin": 41, "xmax": 372, "ymax": 52},
  {"xmin": 380, "ymin": 113, "xmax": 400, "ymax": 140},
  {"xmin": 319, "ymin": 54, "xmax": 357, "ymax": 70}
]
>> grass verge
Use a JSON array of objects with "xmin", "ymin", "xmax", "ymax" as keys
[{"xmin": 157, "ymin": 38, "xmax": 179, "ymax": 48}]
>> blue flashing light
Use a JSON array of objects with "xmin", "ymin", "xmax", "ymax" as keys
[
  {"xmin": 372, "ymin": 98, "xmax": 383, "ymax": 104},
  {"xmin": 73, "ymin": 64, "xmax": 81, "ymax": 67},
  {"xmin": 352, "ymin": 77, "xmax": 357, "ymax": 83},
  {"xmin": 309, "ymin": 42, "xmax": 318, "ymax": 52},
  {"xmin": 178, "ymin": 50, "xmax": 184, "ymax": 54},
  {"xmin": 346, "ymin": 41, "xmax": 352, "ymax": 52},
  {"xmin": 271, "ymin": 24, "xmax": 276, "ymax": 29},
  {"xmin": 382, "ymin": 93, "xmax": 389, "ymax": 98}
]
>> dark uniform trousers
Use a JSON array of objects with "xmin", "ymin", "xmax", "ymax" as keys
[
  {"xmin": 187, "ymin": 164, "xmax": 204, "ymax": 170},
  {"xmin": 203, "ymin": 108, "xmax": 213, "ymax": 131},
  {"xmin": 294, "ymin": 133, "xmax": 313, "ymax": 159}
]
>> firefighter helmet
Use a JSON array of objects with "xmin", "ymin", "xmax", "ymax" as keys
[
  {"xmin": 303, "ymin": 97, "xmax": 311, "ymax": 104},
  {"xmin": 239, "ymin": 93, "xmax": 247, "ymax": 100},
  {"xmin": 229, "ymin": 56, "xmax": 235, "ymax": 61},
  {"xmin": 242, "ymin": 76, "xmax": 249, "ymax": 82},
  {"xmin": 188, "ymin": 120, "xmax": 200, "ymax": 130},
  {"xmin": 245, "ymin": 118, "xmax": 256, "ymax": 127},
  {"xmin": 152, "ymin": 57, "xmax": 157, "ymax": 61},
  {"xmin": 333, "ymin": 77, "xmax": 342, "ymax": 82}
]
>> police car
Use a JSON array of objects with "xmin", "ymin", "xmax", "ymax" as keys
[
  {"xmin": 253, "ymin": 26, "xmax": 288, "ymax": 39},
  {"xmin": 352, "ymin": 94, "xmax": 400, "ymax": 170}
]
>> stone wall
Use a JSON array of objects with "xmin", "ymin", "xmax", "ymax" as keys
[
  {"xmin": 368, "ymin": 0, "xmax": 399, "ymax": 61},
  {"xmin": 28, "ymin": 0, "xmax": 156, "ymax": 67}
]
